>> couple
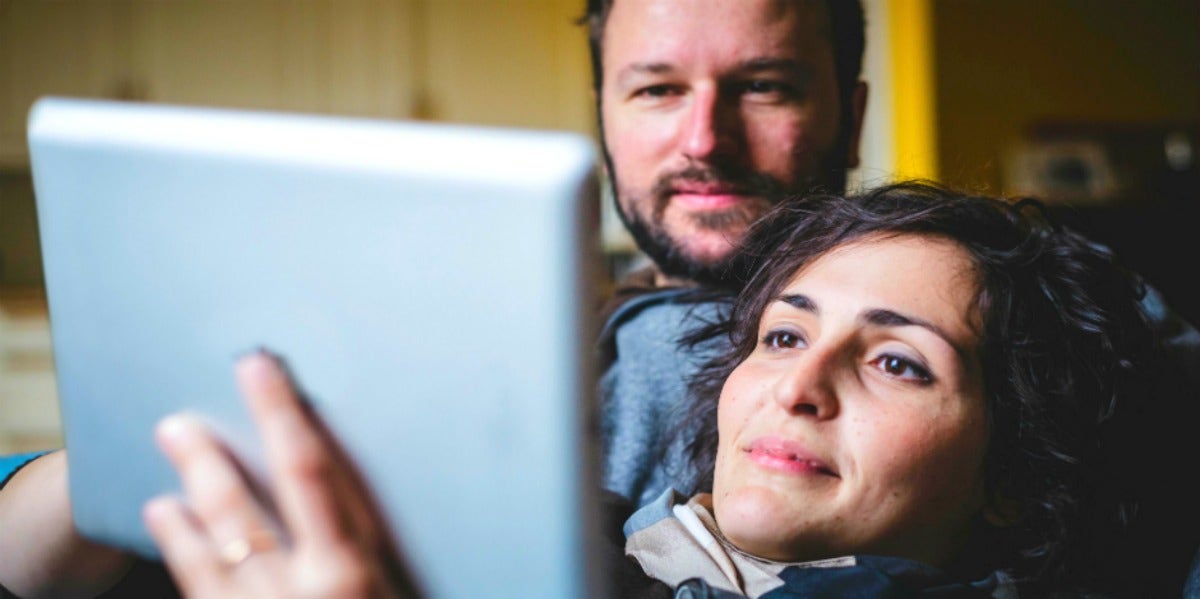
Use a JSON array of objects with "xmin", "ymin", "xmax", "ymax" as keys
[
  {"xmin": 3, "ymin": 0, "xmax": 1198, "ymax": 595},
  {"xmin": 9, "ymin": 184, "xmax": 1157, "ymax": 597},
  {"xmin": 139, "ymin": 183, "xmax": 1159, "ymax": 597}
]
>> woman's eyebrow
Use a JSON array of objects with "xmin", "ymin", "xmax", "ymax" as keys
[
  {"xmin": 861, "ymin": 309, "xmax": 966, "ymax": 357},
  {"xmin": 775, "ymin": 297, "xmax": 967, "ymax": 356},
  {"xmin": 777, "ymin": 293, "xmax": 817, "ymax": 313}
]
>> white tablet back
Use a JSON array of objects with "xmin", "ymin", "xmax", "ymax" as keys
[{"xmin": 28, "ymin": 98, "xmax": 600, "ymax": 598}]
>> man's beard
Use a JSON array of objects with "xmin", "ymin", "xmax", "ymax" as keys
[
  {"xmin": 615, "ymin": 164, "xmax": 781, "ymax": 285},
  {"xmin": 614, "ymin": 161, "xmax": 837, "ymax": 286}
]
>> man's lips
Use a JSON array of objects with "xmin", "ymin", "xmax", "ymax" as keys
[
  {"xmin": 669, "ymin": 183, "xmax": 749, "ymax": 210},
  {"xmin": 673, "ymin": 193, "xmax": 743, "ymax": 210},
  {"xmin": 745, "ymin": 436, "xmax": 838, "ymax": 477}
]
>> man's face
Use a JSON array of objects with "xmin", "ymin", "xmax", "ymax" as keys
[{"xmin": 600, "ymin": 0, "xmax": 860, "ymax": 282}]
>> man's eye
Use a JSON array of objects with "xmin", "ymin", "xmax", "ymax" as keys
[
  {"xmin": 870, "ymin": 354, "xmax": 934, "ymax": 384},
  {"xmin": 740, "ymin": 79, "xmax": 794, "ymax": 97},
  {"xmin": 762, "ymin": 330, "xmax": 805, "ymax": 350},
  {"xmin": 634, "ymin": 84, "xmax": 678, "ymax": 99},
  {"xmin": 747, "ymin": 80, "xmax": 783, "ymax": 92}
]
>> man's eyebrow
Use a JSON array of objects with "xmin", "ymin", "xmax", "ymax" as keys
[
  {"xmin": 614, "ymin": 58, "xmax": 812, "ymax": 88},
  {"xmin": 861, "ymin": 309, "xmax": 966, "ymax": 357},
  {"xmin": 735, "ymin": 57, "xmax": 812, "ymax": 74},
  {"xmin": 776, "ymin": 294, "xmax": 817, "ymax": 313},
  {"xmin": 614, "ymin": 62, "xmax": 675, "ymax": 88}
]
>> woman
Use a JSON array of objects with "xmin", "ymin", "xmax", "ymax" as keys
[{"xmin": 619, "ymin": 182, "xmax": 1160, "ymax": 596}]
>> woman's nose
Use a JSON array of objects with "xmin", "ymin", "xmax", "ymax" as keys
[{"xmin": 772, "ymin": 346, "xmax": 840, "ymax": 420}]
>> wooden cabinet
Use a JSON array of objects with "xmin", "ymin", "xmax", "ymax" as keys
[
  {"xmin": 0, "ymin": 0, "xmax": 593, "ymax": 169},
  {"xmin": 0, "ymin": 2, "xmax": 120, "ymax": 167}
]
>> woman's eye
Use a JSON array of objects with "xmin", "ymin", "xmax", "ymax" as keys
[
  {"xmin": 762, "ymin": 330, "xmax": 805, "ymax": 350},
  {"xmin": 871, "ymin": 354, "xmax": 934, "ymax": 384}
]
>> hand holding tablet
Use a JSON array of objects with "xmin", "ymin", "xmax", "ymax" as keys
[{"xmin": 144, "ymin": 352, "xmax": 419, "ymax": 598}]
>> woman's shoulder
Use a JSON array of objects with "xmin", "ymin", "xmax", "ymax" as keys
[{"xmin": 622, "ymin": 489, "xmax": 1020, "ymax": 599}]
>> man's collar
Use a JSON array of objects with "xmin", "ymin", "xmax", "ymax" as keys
[
  {"xmin": 600, "ymin": 265, "xmax": 695, "ymax": 321},
  {"xmin": 618, "ymin": 264, "xmax": 699, "ymax": 294},
  {"xmin": 596, "ymin": 264, "xmax": 699, "ymax": 342}
]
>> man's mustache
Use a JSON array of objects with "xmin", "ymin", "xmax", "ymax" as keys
[{"xmin": 649, "ymin": 165, "xmax": 792, "ymax": 214}]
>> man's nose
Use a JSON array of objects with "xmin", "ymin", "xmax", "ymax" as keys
[
  {"xmin": 680, "ymin": 85, "xmax": 737, "ymax": 161},
  {"xmin": 773, "ymin": 346, "xmax": 840, "ymax": 420}
]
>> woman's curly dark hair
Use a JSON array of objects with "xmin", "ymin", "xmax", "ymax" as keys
[{"xmin": 676, "ymin": 182, "xmax": 1160, "ymax": 593}]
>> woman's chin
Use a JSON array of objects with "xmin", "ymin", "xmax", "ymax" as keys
[{"xmin": 714, "ymin": 485, "xmax": 828, "ymax": 562}]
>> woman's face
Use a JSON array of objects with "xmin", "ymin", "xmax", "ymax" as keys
[{"xmin": 712, "ymin": 234, "xmax": 989, "ymax": 567}]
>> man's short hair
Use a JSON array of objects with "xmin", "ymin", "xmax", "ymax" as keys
[{"xmin": 580, "ymin": 0, "xmax": 865, "ymax": 115}]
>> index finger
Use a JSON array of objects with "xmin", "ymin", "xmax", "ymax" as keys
[{"xmin": 234, "ymin": 352, "xmax": 364, "ymax": 546}]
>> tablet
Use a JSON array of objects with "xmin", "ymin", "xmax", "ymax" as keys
[{"xmin": 28, "ymin": 97, "xmax": 601, "ymax": 598}]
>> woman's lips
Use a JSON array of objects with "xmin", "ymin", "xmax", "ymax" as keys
[{"xmin": 745, "ymin": 436, "xmax": 838, "ymax": 477}]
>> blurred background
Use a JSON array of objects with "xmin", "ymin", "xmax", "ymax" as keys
[{"xmin": 1, "ymin": 0, "xmax": 1197, "ymax": 452}]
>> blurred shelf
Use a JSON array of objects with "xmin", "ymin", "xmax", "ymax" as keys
[
  {"xmin": 0, "ymin": 286, "xmax": 61, "ymax": 452},
  {"xmin": 0, "ymin": 144, "xmax": 29, "ymax": 171}
]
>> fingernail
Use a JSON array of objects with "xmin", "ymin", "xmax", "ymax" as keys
[
  {"xmin": 155, "ymin": 413, "xmax": 200, "ymax": 450},
  {"xmin": 142, "ymin": 496, "xmax": 173, "ymax": 525},
  {"xmin": 236, "ymin": 351, "xmax": 279, "ymax": 380}
]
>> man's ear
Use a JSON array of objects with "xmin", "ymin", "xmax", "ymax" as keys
[
  {"xmin": 844, "ymin": 81, "xmax": 868, "ymax": 169},
  {"xmin": 982, "ymin": 492, "xmax": 1022, "ymax": 528}
]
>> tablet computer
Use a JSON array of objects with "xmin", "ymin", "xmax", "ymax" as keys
[{"xmin": 28, "ymin": 97, "xmax": 601, "ymax": 598}]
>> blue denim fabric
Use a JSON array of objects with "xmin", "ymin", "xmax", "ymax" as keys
[{"xmin": 0, "ymin": 451, "xmax": 50, "ymax": 488}]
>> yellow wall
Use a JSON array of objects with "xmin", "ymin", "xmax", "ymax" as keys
[
  {"xmin": 888, "ymin": 0, "xmax": 939, "ymax": 181},
  {"xmin": 932, "ymin": 0, "xmax": 1200, "ymax": 193}
]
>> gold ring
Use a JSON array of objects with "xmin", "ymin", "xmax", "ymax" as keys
[{"xmin": 218, "ymin": 530, "xmax": 279, "ymax": 566}]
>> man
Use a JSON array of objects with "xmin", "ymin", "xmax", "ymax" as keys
[{"xmin": 586, "ymin": 0, "xmax": 868, "ymax": 506}]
